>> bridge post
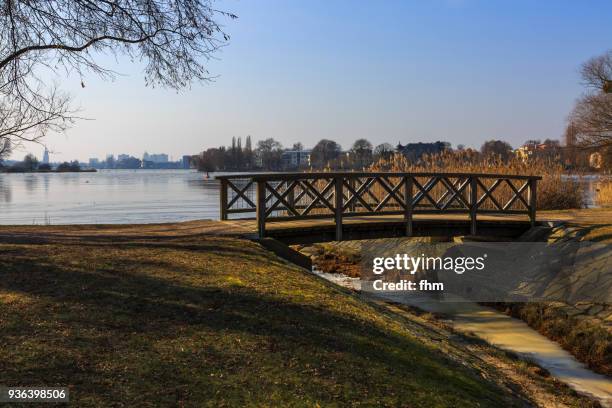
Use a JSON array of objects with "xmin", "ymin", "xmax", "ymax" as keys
[
  {"xmin": 470, "ymin": 176, "xmax": 478, "ymax": 235},
  {"xmin": 334, "ymin": 176, "xmax": 343, "ymax": 241},
  {"xmin": 348, "ymin": 177, "xmax": 356, "ymax": 212},
  {"xmin": 404, "ymin": 176, "xmax": 413, "ymax": 236},
  {"xmin": 219, "ymin": 178, "xmax": 228, "ymax": 221},
  {"xmin": 256, "ymin": 180, "xmax": 266, "ymax": 238},
  {"xmin": 528, "ymin": 178, "xmax": 537, "ymax": 227}
]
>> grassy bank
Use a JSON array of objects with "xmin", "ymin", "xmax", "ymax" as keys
[{"xmin": 0, "ymin": 227, "xmax": 535, "ymax": 407}]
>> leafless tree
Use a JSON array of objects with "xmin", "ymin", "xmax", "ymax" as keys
[
  {"xmin": 0, "ymin": 0, "xmax": 236, "ymax": 151},
  {"xmin": 570, "ymin": 92, "xmax": 612, "ymax": 148},
  {"xmin": 580, "ymin": 50, "xmax": 612, "ymax": 93},
  {"xmin": 373, "ymin": 143, "xmax": 394, "ymax": 160},
  {"xmin": 568, "ymin": 50, "xmax": 612, "ymax": 148},
  {"xmin": 0, "ymin": 135, "xmax": 10, "ymax": 162}
]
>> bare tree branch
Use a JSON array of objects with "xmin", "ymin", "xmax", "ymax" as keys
[
  {"xmin": 570, "ymin": 93, "xmax": 612, "ymax": 148},
  {"xmin": 0, "ymin": 0, "xmax": 236, "ymax": 153},
  {"xmin": 568, "ymin": 50, "xmax": 612, "ymax": 148},
  {"xmin": 580, "ymin": 50, "xmax": 612, "ymax": 94}
]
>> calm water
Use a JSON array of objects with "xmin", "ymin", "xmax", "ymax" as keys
[{"xmin": 0, "ymin": 170, "xmax": 224, "ymax": 225}]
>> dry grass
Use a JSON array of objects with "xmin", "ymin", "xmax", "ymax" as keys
[
  {"xmin": 307, "ymin": 243, "xmax": 362, "ymax": 277},
  {"xmin": 369, "ymin": 151, "xmax": 585, "ymax": 210},
  {"xmin": 0, "ymin": 230, "xmax": 531, "ymax": 407},
  {"xmin": 596, "ymin": 179, "xmax": 612, "ymax": 207}
]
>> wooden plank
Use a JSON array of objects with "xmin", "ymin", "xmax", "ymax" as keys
[
  {"xmin": 404, "ymin": 176, "xmax": 413, "ymax": 237},
  {"xmin": 219, "ymin": 179, "xmax": 228, "ymax": 220},
  {"xmin": 470, "ymin": 177, "xmax": 478, "ymax": 235},
  {"xmin": 256, "ymin": 181, "xmax": 266, "ymax": 238},
  {"xmin": 528, "ymin": 178, "xmax": 537, "ymax": 227},
  {"xmin": 216, "ymin": 172, "xmax": 542, "ymax": 181}
]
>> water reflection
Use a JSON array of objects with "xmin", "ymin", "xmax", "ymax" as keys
[
  {"xmin": 0, "ymin": 176, "xmax": 12, "ymax": 203},
  {"xmin": 0, "ymin": 169, "xmax": 224, "ymax": 225}
]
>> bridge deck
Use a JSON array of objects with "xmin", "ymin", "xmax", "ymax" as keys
[{"xmin": 221, "ymin": 214, "xmax": 535, "ymax": 244}]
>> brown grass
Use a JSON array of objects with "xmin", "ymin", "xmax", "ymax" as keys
[
  {"xmin": 596, "ymin": 179, "xmax": 612, "ymax": 207},
  {"xmin": 0, "ymin": 229, "xmax": 533, "ymax": 407},
  {"xmin": 308, "ymin": 243, "xmax": 362, "ymax": 277},
  {"xmin": 368, "ymin": 151, "xmax": 585, "ymax": 210}
]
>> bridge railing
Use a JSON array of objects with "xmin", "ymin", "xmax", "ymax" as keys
[{"xmin": 216, "ymin": 172, "xmax": 541, "ymax": 240}]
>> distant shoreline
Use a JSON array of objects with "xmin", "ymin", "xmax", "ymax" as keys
[{"xmin": 0, "ymin": 169, "xmax": 97, "ymax": 174}]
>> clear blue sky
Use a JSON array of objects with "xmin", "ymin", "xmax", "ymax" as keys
[{"xmin": 15, "ymin": 0, "xmax": 612, "ymax": 162}]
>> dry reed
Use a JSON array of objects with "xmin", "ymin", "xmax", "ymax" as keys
[
  {"xmin": 368, "ymin": 151, "xmax": 585, "ymax": 210},
  {"xmin": 596, "ymin": 179, "xmax": 612, "ymax": 207}
]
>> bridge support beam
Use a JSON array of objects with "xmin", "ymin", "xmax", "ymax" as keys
[
  {"xmin": 256, "ymin": 180, "xmax": 266, "ymax": 238},
  {"xmin": 334, "ymin": 176, "xmax": 343, "ymax": 241},
  {"xmin": 219, "ymin": 179, "xmax": 228, "ymax": 221},
  {"xmin": 470, "ymin": 177, "xmax": 478, "ymax": 235},
  {"xmin": 528, "ymin": 178, "xmax": 537, "ymax": 227},
  {"xmin": 404, "ymin": 176, "xmax": 413, "ymax": 237}
]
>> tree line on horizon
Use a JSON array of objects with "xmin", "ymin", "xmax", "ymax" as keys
[
  {"xmin": 0, "ymin": 153, "xmax": 82, "ymax": 173},
  {"xmin": 195, "ymin": 136, "xmax": 394, "ymax": 172},
  {"xmin": 193, "ymin": 135, "xmax": 604, "ymax": 173}
]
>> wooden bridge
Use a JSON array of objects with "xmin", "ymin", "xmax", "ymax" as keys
[{"xmin": 217, "ymin": 172, "xmax": 541, "ymax": 244}]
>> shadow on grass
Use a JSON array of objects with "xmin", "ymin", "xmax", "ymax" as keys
[{"xmin": 0, "ymin": 239, "xmax": 521, "ymax": 406}]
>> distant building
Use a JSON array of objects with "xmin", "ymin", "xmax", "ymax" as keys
[
  {"xmin": 182, "ymin": 155, "xmax": 192, "ymax": 169},
  {"xmin": 514, "ymin": 144, "xmax": 534, "ymax": 161},
  {"xmin": 254, "ymin": 151, "xmax": 264, "ymax": 168},
  {"xmin": 89, "ymin": 158, "xmax": 100, "ymax": 168},
  {"xmin": 116, "ymin": 155, "xmax": 142, "ymax": 169},
  {"xmin": 143, "ymin": 152, "xmax": 169, "ymax": 163},
  {"xmin": 514, "ymin": 141, "xmax": 560, "ymax": 162},
  {"xmin": 281, "ymin": 150, "xmax": 311, "ymax": 169},
  {"xmin": 396, "ymin": 141, "xmax": 450, "ymax": 162},
  {"xmin": 42, "ymin": 148, "xmax": 50, "ymax": 165}
]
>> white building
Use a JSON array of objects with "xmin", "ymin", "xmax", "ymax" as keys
[
  {"xmin": 42, "ymin": 148, "xmax": 50, "ymax": 164},
  {"xmin": 281, "ymin": 150, "xmax": 311, "ymax": 169},
  {"xmin": 143, "ymin": 152, "xmax": 169, "ymax": 163}
]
